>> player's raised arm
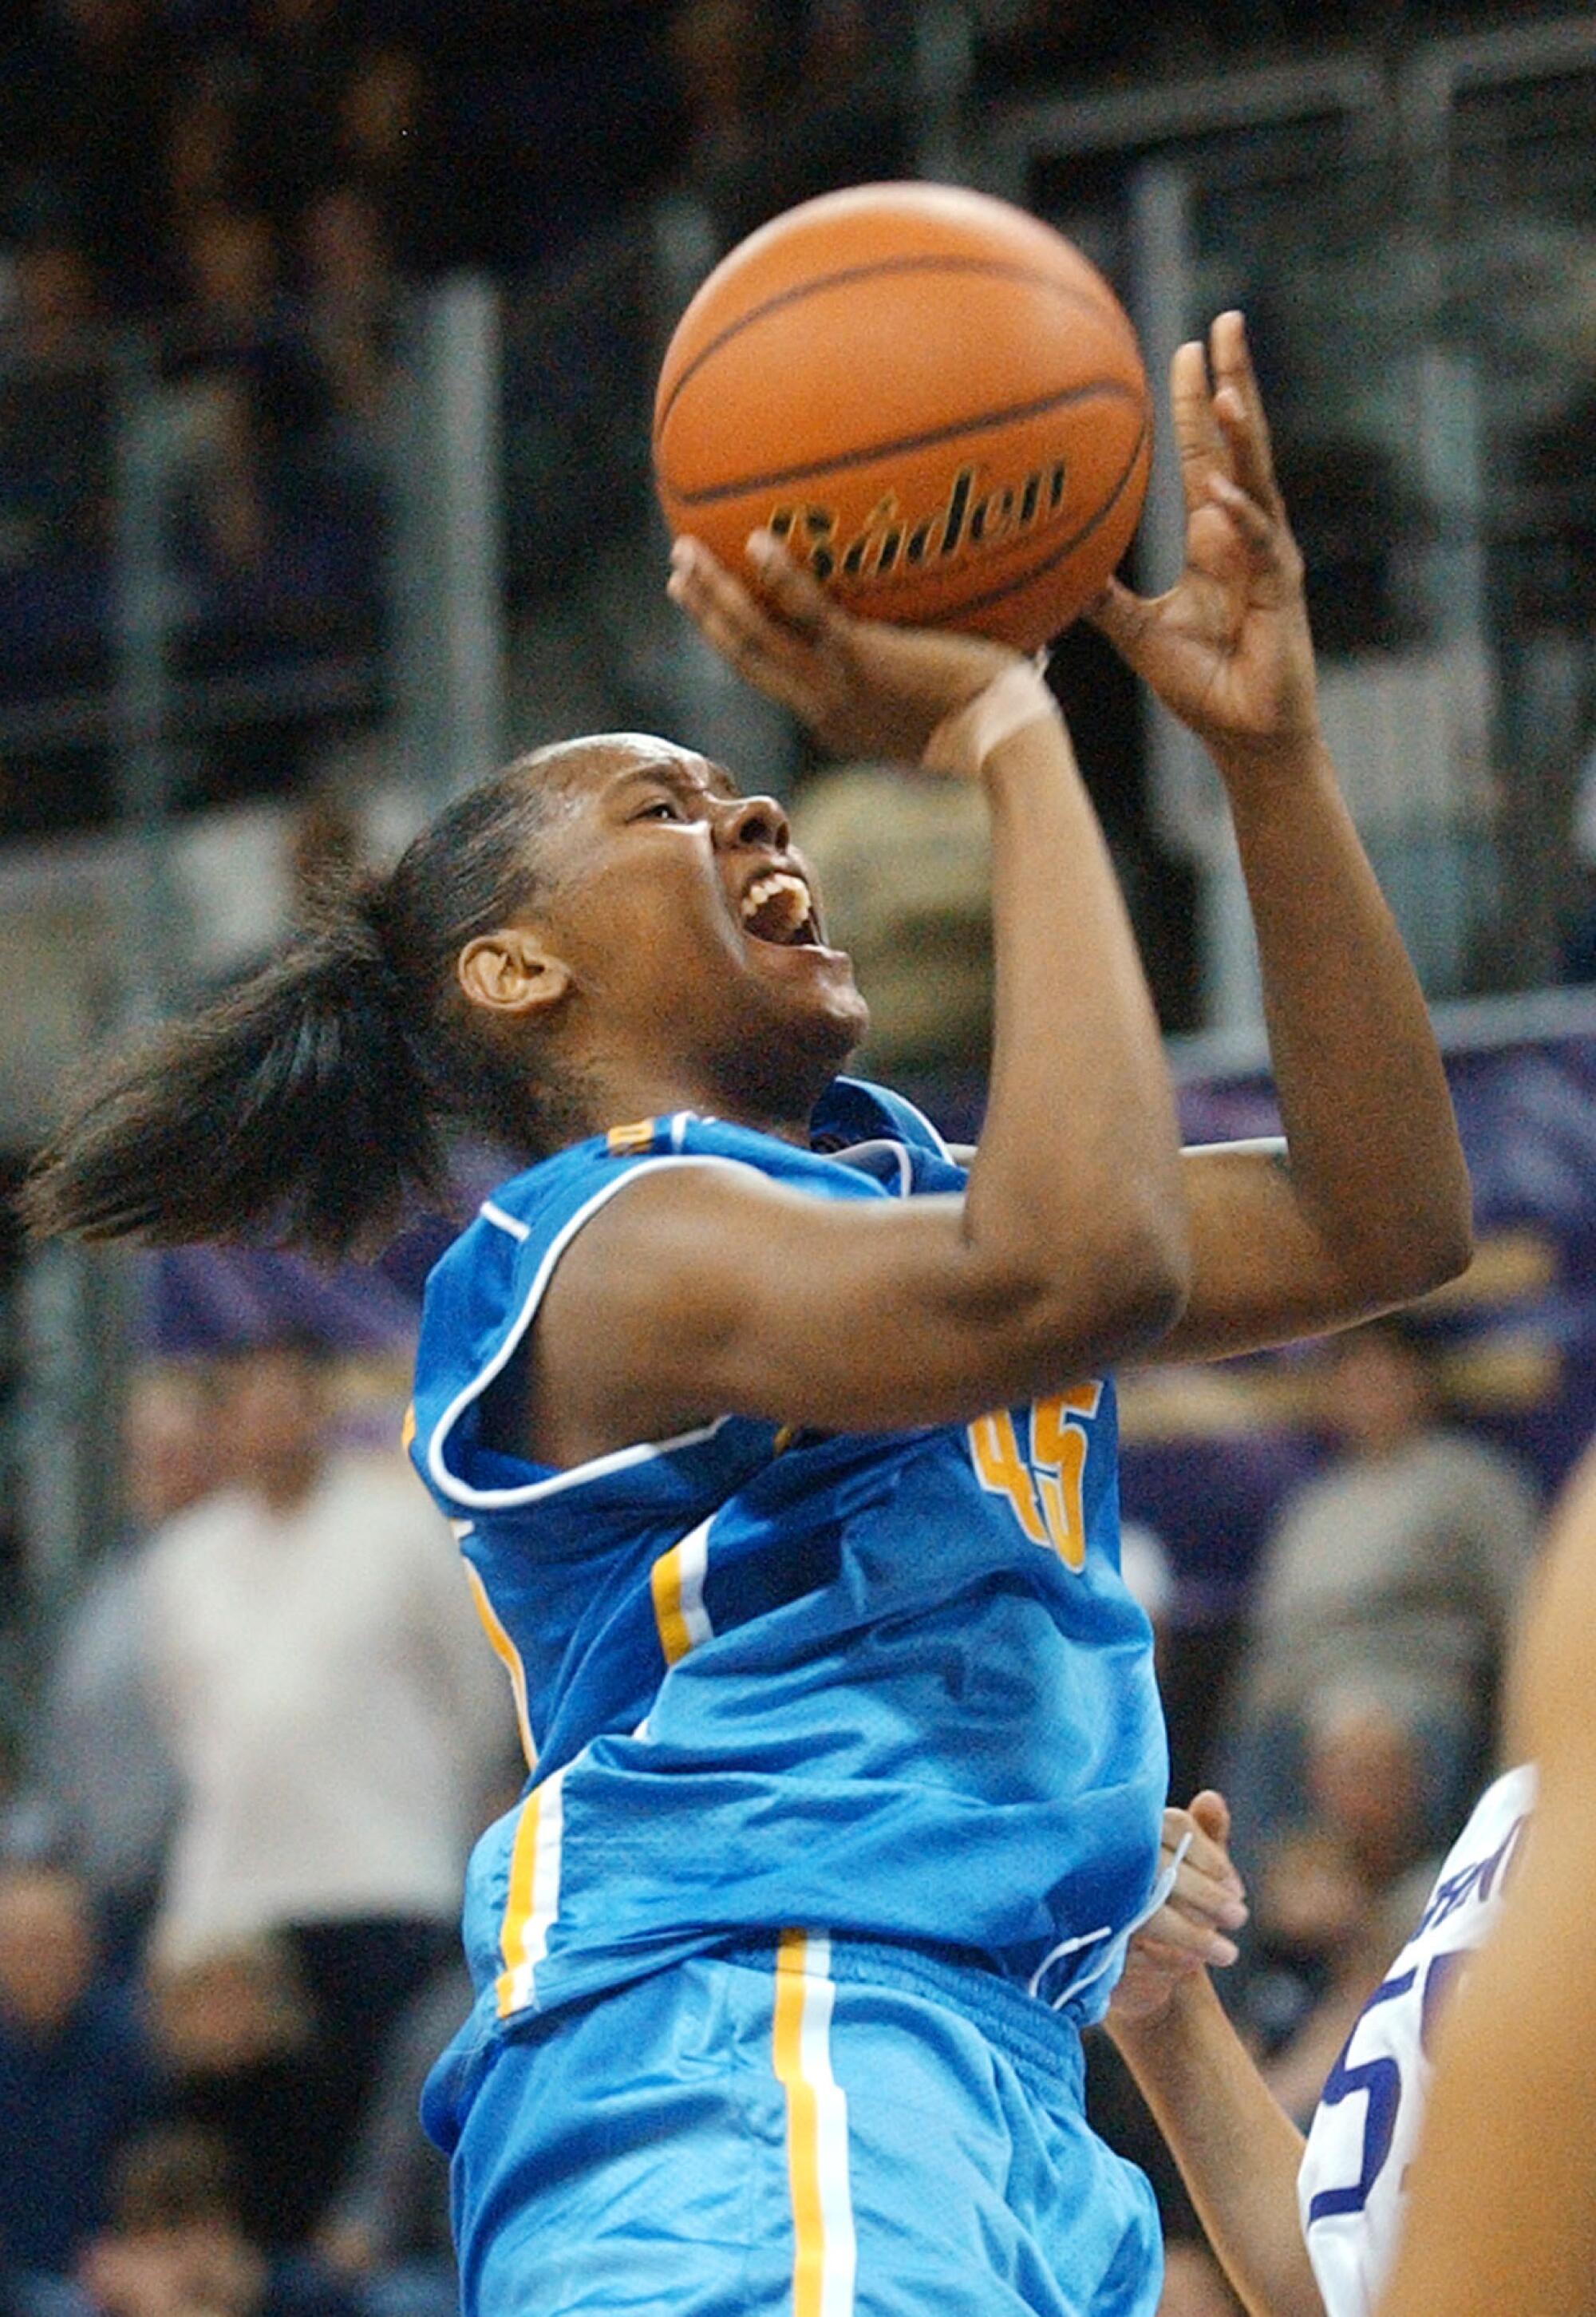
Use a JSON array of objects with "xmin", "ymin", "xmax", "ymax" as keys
[
  {"xmin": 1374, "ymin": 1445, "xmax": 1596, "ymax": 2317},
  {"xmin": 522, "ymin": 534, "xmax": 1189, "ymax": 1457},
  {"xmin": 1090, "ymin": 312, "xmax": 1472, "ymax": 1364}
]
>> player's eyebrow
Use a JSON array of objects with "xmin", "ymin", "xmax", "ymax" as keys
[{"xmin": 610, "ymin": 757, "xmax": 741, "ymax": 806}]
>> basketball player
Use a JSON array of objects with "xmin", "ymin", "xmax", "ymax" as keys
[
  {"xmin": 1108, "ymin": 1433, "xmax": 1596, "ymax": 2317},
  {"xmin": 25, "ymin": 314, "xmax": 1471, "ymax": 2315},
  {"xmin": 1104, "ymin": 1770, "xmax": 1535, "ymax": 2317},
  {"xmin": 1371, "ymin": 1438, "xmax": 1596, "ymax": 2317}
]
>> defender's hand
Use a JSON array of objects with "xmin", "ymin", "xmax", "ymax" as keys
[
  {"xmin": 1109, "ymin": 1789, "xmax": 1249, "ymax": 2027},
  {"xmin": 667, "ymin": 528, "xmax": 1020, "ymax": 763},
  {"xmin": 1088, "ymin": 312, "xmax": 1320, "ymax": 774}
]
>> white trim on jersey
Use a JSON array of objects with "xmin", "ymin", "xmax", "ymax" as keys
[
  {"xmin": 426, "ymin": 1153, "xmax": 820, "ymax": 1512},
  {"xmin": 831, "ymin": 1138, "xmax": 915, "ymax": 1197},
  {"xmin": 918, "ymin": 1113, "xmax": 954, "ymax": 1162},
  {"xmin": 480, "ymin": 1199, "xmax": 531, "ymax": 1241}
]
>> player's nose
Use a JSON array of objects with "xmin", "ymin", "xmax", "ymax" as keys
[{"xmin": 717, "ymin": 793, "xmax": 791, "ymax": 854}]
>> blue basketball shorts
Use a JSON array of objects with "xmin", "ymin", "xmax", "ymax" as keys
[{"xmin": 421, "ymin": 1931, "xmax": 1161, "ymax": 2317}]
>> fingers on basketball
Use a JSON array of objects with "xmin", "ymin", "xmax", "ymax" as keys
[
  {"xmin": 668, "ymin": 538, "xmax": 819, "ymax": 706},
  {"xmin": 745, "ymin": 529, "xmax": 836, "ymax": 644},
  {"xmin": 1081, "ymin": 574, "xmax": 1154, "ymax": 650}
]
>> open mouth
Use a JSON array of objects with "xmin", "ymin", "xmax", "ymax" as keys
[{"xmin": 739, "ymin": 869, "xmax": 823, "ymax": 949}]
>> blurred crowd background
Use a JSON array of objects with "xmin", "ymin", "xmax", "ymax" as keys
[{"xmin": 2, "ymin": 4, "xmax": 1595, "ymax": 2315}]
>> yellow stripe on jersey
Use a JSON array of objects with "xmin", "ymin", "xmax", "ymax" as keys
[
  {"xmin": 773, "ymin": 1931, "xmax": 855, "ymax": 2317},
  {"xmin": 400, "ymin": 1402, "xmax": 417, "ymax": 1452},
  {"xmin": 495, "ymin": 1769, "xmax": 564, "ymax": 2018},
  {"xmin": 649, "ymin": 1516, "xmax": 714, "ymax": 1668},
  {"xmin": 650, "ymin": 1551, "xmax": 693, "ymax": 1667},
  {"xmin": 606, "ymin": 1119, "xmax": 658, "ymax": 1155},
  {"xmin": 464, "ymin": 1561, "xmax": 536, "ymax": 1769}
]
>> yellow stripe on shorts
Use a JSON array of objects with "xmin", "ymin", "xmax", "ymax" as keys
[
  {"xmin": 774, "ymin": 1930, "xmax": 856, "ymax": 2317},
  {"xmin": 495, "ymin": 1768, "xmax": 565, "ymax": 2018}
]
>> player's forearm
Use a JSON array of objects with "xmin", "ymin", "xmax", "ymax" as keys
[
  {"xmin": 1107, "ymin": 1973, "xmax": 1323, "ymax": 2317},
  {"xmin": 1217, "ymin": 734, "xmax": 1472, "ymax": 1305},
  {"xmin": 962, "ymin": 715, "xmax": 1188, "ymax": 1354}
]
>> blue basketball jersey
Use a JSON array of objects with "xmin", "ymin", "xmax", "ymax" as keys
[{"xmin": 408, "ymin": 1079, "xmax": 1166, "ymax": 2045}]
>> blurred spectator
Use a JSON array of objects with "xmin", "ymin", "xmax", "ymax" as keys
[
  {"xmin": 315, "ymin": 1956, "xmax": 473, "ymax": 2297},
  {"xmin": 669, "ymin": 0, "xmax": 911, "ymax": 242},
  {"xmin": 793, "ymin": 763, "xmax": 994, "ymax": 1086},
  {"xmin": 1215, "ymin": 1317, "xmax": 1539, "ymax": 1882},
  {"xmin": 1559, "ymin": 725, "xmax": 1596, "ymax": 984},
  {"xmin": 162, "ymin": 55, "xmax": 248, "ymax": 228},
  {"xmin": 1231, "ymin": 1690, "xmax": 1437, "ymax": 2089},
  {"xmin": 227, "ymin": 0, "xmax": 357, "ymax": 239},
  {"xmin": 158, "ymin": 196, "xmax": 385, "ymax": 701},
  {"xmin": 143, "ymin": 1935, "xmax": 324, "ymax": 2251},
  {"xmin": 139, "ymin": 1334, "xmax": 512, "ymax": 2240},
  {"xmin": 163, "ymin": 204, "xmax": 294, "ymax": 577},
  {"xmin": 5, "ymin": 0, "xmax": 177, "ymax": 314},
  {"xmin": 297, "ymin": 188, "xmax": 397, "ymax": 447},
  {"xmin": 334, "ymin": 42, "xmax": 455, "ymax": 276},
  {"xmin": 0, "ymin": 228, "xmax": 113, "ymax": 716},
  {"xmin": 1, "ymin": 234, "xmax": 106, "ymax": 370},
  {"xmin": 0, "ymin": 1860, "xmax": 163, "ymax": 2277},
  {"xmin": 74, "ymin": 2124, "xmax": 362, "ymax": 2317},
  {"xmin": 1302, "ymin": 1683, "xmax": 1431, "ymax": 1897},
  {"xmin": 1242, "ymin": 1778, "xmax": 1429, "ymax": 2129},
  {"xmin": 22, "ymin": 1365, "xmax": 219, "ymax": 1971},
  {"xmin": 670, "ymin": 0, "xmax": 775, "ymax": 184}
]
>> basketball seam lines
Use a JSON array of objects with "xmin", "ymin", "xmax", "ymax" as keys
[
  {"xmin": 654, "ymin": 253, "xmax": 1139, "ymax": 441},
  {"xmin": 658, "ymin": 380, "xmax": 1145, "ymax": 507}
]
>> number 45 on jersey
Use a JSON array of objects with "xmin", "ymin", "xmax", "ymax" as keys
[{"xmin": 969, "ymin": 1387, "xmax": 1102, "ymax": 1570}]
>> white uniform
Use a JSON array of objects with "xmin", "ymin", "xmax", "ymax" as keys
[{"xmin": 1297, "ymin": 1764, "xmax": 1536, "ymax": 2317}]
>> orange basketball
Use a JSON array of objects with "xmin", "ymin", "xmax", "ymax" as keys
[{"xmin": 653, "ymin": 182, "xmax": 1152, "ymax": 654}]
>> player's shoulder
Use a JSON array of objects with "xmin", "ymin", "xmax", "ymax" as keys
[
  {"xmin": 1451, "ymin": 1761, "xmax": 1538, "ymax": 1847},
  {"xmin": 1398, "ymin": 1764, "xmax": 1536, "ymax": 1959}
]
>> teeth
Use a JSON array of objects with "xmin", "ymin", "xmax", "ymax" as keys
[{"xmin": 740, "ymin": 872, "xmax": 812, "ymax": 943}]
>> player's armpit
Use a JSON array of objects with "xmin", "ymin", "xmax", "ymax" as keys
[{"xmin": 524, "ymin": 1159, "xmax": 1183, "ymax": 1463}]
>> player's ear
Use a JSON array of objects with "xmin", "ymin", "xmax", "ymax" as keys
[{"xmin": 456, "ymin": 928, "xmax": 572, "ymax": 1021}]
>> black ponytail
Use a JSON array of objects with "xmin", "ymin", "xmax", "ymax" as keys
[{"xmin": 23, "ymin": 755, "xmax": 566, "ymax": 1259}]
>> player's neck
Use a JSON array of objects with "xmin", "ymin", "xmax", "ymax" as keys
[{"xmin": 571, "ymin": 1058, "xmax": 818, "ymax": 1149}]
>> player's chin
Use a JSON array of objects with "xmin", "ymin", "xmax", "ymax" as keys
[
  {"xmin": 772, "ymin": 952, "xmax": 867, "ymax": 1054},
  {"xmin": 734, "ymin": 952, "xmax": 867, "ymax": 1083}
]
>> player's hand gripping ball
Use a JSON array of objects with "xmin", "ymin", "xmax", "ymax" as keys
[{"xmin": 654, "ymin": 182, "xmax": 1152, "ymax": 654}]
